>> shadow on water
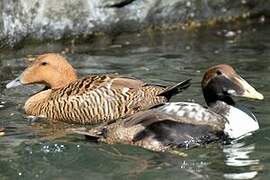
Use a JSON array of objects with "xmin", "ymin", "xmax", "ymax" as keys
[{"xmin": 1, "ymin": 22, "xmax": 270, "ymax": 179}]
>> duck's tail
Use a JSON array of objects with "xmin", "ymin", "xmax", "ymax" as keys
[{"xmin": 158, "ymin": 79, "xmax": 191, "ymax": 100}]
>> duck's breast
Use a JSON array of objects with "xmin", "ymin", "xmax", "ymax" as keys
[{"xmin": 223, "ymin": 105, "xmax": 259, "ymax": 139}]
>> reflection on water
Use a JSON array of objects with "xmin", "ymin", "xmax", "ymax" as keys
[
  {"xmin": 223, "ymin": 142, "xmax": 259, "ymax": 179},
  {"xmin": 224, "ymin": 142, "xmax": 259, "ymax": 167},
  {"xmin": 0, "ymin": 22, "xmax": 270, "ymax": 179},
  {"xmin": 224, "ymin": 172, "xmax": 257, "ymax": 180}
]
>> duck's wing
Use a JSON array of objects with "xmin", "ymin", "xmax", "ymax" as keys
[
  {"xmin": 49, "ymin": 74, "xmax": 145, "ymax": 98},
  {"xmin": 68, "ymin": 109, "xmax": 224, "ymax": 150},
  {"xmin": 123, "ymin": 102, "xmax": 226, "ymax": 131},
  {"xmin": 132, "ymin": 118, "xmax": 222, "ymax": 149},
  {"xmin": 124, "ymin": 79, "xmax": 192, "ymax": 112},
  {"xmin": 119, "ymin": 103, "xmax": 228, "ymax": 148},
  {"xmin": 43, "ymin": 74, "xmax": 158, "ymax": 124},
  {"xmin": 121, "ymin": 109, "xmax": 224, "ymax": 148}
]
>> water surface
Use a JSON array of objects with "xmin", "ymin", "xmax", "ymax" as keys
[{"xmin": 0, "ymin": 22, "xmax": 270, "ymax": 180}]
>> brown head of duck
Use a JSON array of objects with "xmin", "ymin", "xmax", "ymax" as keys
[
  {"xmin": 201, "ymin": 64, "xmax": 263, "ymax": 106},
  {"xmin": 6, "ymin": 53, "xmax": 78, "ymax": 121},
  {"xmin": 7, "ymin": 53, "xmax": 77, "ymax": 89}
]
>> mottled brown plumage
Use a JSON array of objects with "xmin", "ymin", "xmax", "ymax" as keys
[{"xmin": 6, "ymin": 53, "xmax": 191, "ymax": 125}]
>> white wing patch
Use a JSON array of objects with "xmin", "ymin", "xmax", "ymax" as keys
[
  {"xmin": 224, "ymin": 106, "xmax": 259, "ymax": 139},
  {"xmin": 157, "ymin": 102, "xmax": 214, "ymax": 122}
]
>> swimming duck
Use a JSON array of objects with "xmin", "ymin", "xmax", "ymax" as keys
[
  {"xmin": 69, "ymin": 64, "xmax": 264, "ymax": 152},
  {"xmin": 6, "ymin": 53, "xmax": 191, "ymax": 124}
]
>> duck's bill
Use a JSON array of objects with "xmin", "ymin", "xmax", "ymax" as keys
[
  {"xmin": 228, "ymin": 76, "xmax": 264, "ymax": 100},
  {"xmin": 6, "ymin": 77, "xmax": 22, "ymax": 89}
]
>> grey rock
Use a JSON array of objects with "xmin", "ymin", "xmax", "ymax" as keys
[{"xmin": 0, "ymin": 0, "xmax": 269, "ymax": 48}]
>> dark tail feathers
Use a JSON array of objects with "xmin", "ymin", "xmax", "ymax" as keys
[{"xmin": 158, "ymin": 79, "xmax": 191, "ymax": 100}]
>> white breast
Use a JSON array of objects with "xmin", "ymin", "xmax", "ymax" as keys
[{"xmin": 224, "ymin": 106, "xmax": 259, "ymax": 139}]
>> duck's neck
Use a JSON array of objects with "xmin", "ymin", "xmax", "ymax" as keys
[
  {"xmin": 209, "ymin": 101, "xmax": 231, "ymax": 116},
  {"xmin": 49, "ymin": 71, "xmax": 77, "ymax": 89},
  {"xmin": 24, "ymin": 89, "xmax": 51, "ymax": 117},
  {"xmin": 203, "ymin": 89, "xmax": 235, "ymax": 107}
]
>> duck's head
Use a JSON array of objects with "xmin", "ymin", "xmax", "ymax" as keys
[
  {"xmin": 201, "ymin": 64, "xmax": 263, "ymax": 106},
  {"xmin": 6, "ymin": 53, "xmax": 77, "ymax": 89}
]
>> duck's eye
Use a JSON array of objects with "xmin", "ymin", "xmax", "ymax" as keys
[
  {"xmin": 41, "ymin": 62, "xmax": 48, "ymax": 66},
  {"xmin": 216, "ymin": 70, "xmax": 222, "ymax": 75}
]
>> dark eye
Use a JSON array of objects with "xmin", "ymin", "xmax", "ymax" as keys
[
  {"xmin": 216, "ymin": 70, "xmax": 222, "ymax": 75},
  {"xmin": 41, "ymin": 62, "xmax": 48, "ymax": 66}
]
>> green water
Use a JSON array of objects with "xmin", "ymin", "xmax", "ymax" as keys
[{"xmin": 0, "ymin": 22, "xmax": 270, "ymax": 180}]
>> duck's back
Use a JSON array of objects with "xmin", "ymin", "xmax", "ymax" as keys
[{"xmin": 28, "ymin": 75, "xmax": 167, "ymax": 124}]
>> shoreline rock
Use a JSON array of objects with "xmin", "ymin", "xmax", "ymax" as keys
[{"xmin": 0, "ymin": 0, "xmax": 269, "ymax": 48}]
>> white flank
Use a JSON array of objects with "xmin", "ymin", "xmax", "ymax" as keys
[{"xmin": 224, "ymin": 106, "xmax": 259, "ymax": 139}]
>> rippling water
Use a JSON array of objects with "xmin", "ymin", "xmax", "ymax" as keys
[{"xmin": 0, "ymin": 22, "xmax": 270, "ymax": 180}]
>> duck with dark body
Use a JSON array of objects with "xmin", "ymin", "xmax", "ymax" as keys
[
  {"xmin": 6, "ymin": 53, "xmax": 191, "ymax": 125},
  {"xmin": 70, "ymin": 64, "xmax": 264, "ymax": 152}
]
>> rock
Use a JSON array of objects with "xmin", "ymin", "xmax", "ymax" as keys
[{"xmin": 0, "ymin": 0, "xmax": 269, "ymax": 48}]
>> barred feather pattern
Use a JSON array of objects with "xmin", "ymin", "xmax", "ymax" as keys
[{"xmin": 24, "ymin": 75, "xmax": 167, "ymax": 124}]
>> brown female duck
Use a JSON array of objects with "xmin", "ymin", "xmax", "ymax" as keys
[
  {"xmin": 70, "ymin": 64, "xmax": 264, "ymax": 152},
  {"xmin": 6, "ymin": 53, "xmax": 191, "ymax": 124}
]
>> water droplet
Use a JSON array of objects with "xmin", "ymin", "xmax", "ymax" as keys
[
  {"xmin": 242, "ymin": 12, "xmax": 250, "ymax": 18},
  {"xmin": 186, "ymin": 1, "xmax": 191, "ymax": 7},
  {"xmin": 185, "ymin": 45, "xmax": 191, "ymax": 51},
  {"xmin": 216, "ymin": 31, "xmax": 222, "ymax": 36},
  {"xmin": 237, "ymin": 30, "xmax": 242, "ymax": 34},
  {"xmin": 226, "ymin": 40, "xmax": 236, "ymax": 44},
  {"xmin": 76, "ymin": 144, "xmax": 80, "ymax": 148},
  {"xmin": 181, "ymin": 25, "xmax": 186, "ymax": 30},
  {"xmin": 225, "ymin": 31, "xmax": 236, "ymax": 38},
  {"xmin": 214, "ymin": 50, "xmax": 220, "ymax": 54},
  {"xmin": 18, "ymin": 172, "xmax": 22, "ymax": 176},
  {"xmin": 221, "ymin": 8, "xmax": 227, "ymax": 12},
  {"xmin": 259, "ymin": 16, "xmax": 265, "ymax": 23},
  {"xmin": 241, "ymin": 0, "xmax": 247, "ymax": 4},
  {"xmin": 110, "ymin": 44, "xmax": 122, "ymax": 48}
]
